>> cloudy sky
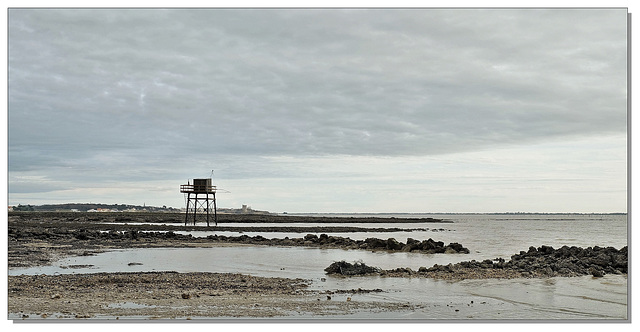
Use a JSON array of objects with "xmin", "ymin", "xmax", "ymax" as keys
[{"xmin": 7, "ymin": 8, "xmax": 628, "ymax": 213}]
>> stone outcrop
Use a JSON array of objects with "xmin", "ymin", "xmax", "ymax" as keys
[
  {"xmin": 203, "ymin": 234, "xmax": 470, "ymax": 254},
  {"xmin": 324, "ymin": 261, "xmax": 382, "ymax": 276},
  {"xmin": 326, "ymin": 245, "xmax": 628, "ymax": 279}
]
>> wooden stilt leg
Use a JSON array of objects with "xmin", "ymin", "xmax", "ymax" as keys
[
  {"xmin": 193, "ymin": 193, "xmax": 198, "ymax": 225},
  {"xmin": 206, "ymin": 194, "xmax": 210, "ymax": 227},
  {"xmin": 213, "ymin": 192, "xmax": 217, "ymax": 226},
  {"xmin": 185, "ymin": 193, "xmax": 190, "ymax": 226}
]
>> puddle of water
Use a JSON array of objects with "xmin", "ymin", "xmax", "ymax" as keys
[{"xmin": 8, "ymin": 246, "xmax": 470, "ymax": 280}]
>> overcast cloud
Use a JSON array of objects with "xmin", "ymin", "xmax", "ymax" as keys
[{"xmin": 7, "ymin": 8, "xmax": 628, "ymax": 212}]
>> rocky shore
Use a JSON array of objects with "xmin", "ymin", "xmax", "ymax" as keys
[
  {"xmin": 325, "ymin": 245, "xmax": 628, "ymax": 280},
  {"xmin": 8, "ymin": 213, "xmax": 463, "ymax": 269},
  {"xmin": 7, "ymin": 212, "xmax": 629, "ymax": 320},
  {"xmin": 9, "ymin": 212, "xmax": 441, "ymax": 319}
]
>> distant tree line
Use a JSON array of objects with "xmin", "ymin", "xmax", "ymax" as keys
[
  {"xmin": 10, "ymin": 203, "xmax": 180, "ymax": 212},
  {"xmin": 12, "ymin": 204, "xmax": 36, "ymax": 211}
]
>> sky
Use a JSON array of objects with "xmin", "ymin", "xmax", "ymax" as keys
[{"xmin": 6, "ymin": 7, "xmax": 629, "ymax": 213}]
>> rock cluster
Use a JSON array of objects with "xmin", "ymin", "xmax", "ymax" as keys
[
  {"xmin": 9, "ymin": 219, "xmax": 465, "ymax": 255},
  {"xmin": 440, "ymin": 245, "xmax": 628, "ymax": 278},
  {"xmin": 506, "ymin": 245, "xmax": 627, "ymax": 276},
  {"xmin": 8, "ymin": 219, "xmax": 467, "ymax": 268},
  {"xmin": 324, "ymin": 261, "xmax": 382, "ymax": 276},
  {"xmin": 205, "ymin": 233, "xmax": 470, "ymax": 254},
  {"xmin": 9, "ymin": 224, "xmax": 469, "ymax": 269},
  {"xmin": 326, "ymin": 245, "xmax": 628, "ymax": 279}
]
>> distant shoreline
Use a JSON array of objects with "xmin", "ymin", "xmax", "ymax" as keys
[
  {"xmin": 7, "ymin": 211, "xmax": 450, "ymax": 224},
  {"xmin": 7, "ymin": 203, "xmax": 626, "ymax": 215}
]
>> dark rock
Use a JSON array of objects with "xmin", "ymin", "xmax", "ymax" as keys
[
  {"xmin": 406, "ymin": 238, "xmax": 420, "ymax": 246},
  {"xmin": 446, "ymin": 242, "xmax": 470, "ymax": 254},
  {"xmin": 73, "ymin": 229, "xmax": 96, "ymax": 240},
  {"xmin": 480, "ymin": 259, "xmax": 494, "ymax": 268},
  {"xmin": 236, "ymin": 235, "xmax": 250, "ymax": 242},
  {"xmin": 318, "ymin": 233, "xmax": 329, "ymax": 243},
  {"xmin": 590, "ymin": 267, "xmax": 604, "ymax": 278},
  {"xmin": 252, "ymin": 235, "xmax": 266, "ymax": 241},
  {"xmin": 417, "ymin": 245, "xmax": 627, "ymax": 279},
  {"xmin": 386, "ymin": 238, "xmax": 403, "ymax": 250},
  {"xmin": 324, "ymin": 261, "xmax": 381, "ymax": 275},
  {"xmin": 590, "ymin": 253, "xmax": 611, "ymax": 267},
  {"xmin": 539, "ymin": 245, "xmax": 555, "ymax": 255},
  {"xmin": 364, "ymin": 237, "xmax": 387, "ymax": 249},
  {"xmin": 303, "ymin": 234, "xmax": 318, "ymax": 241},
  {"xmin": 419, "ymin": 239, "xmax": 437, "ymax": 250}
]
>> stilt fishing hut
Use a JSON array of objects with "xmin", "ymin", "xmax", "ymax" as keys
[{"xmin": 180, "ymin": 178, "xmax": 217, "ymax": 226}]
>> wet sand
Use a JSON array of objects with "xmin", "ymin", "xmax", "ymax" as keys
[{"xmin": 9, "ymin": 271, "xmax": 407, "ymax": 320}]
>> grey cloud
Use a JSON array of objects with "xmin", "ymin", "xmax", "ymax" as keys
[
  {"xmin": 8, "ymin": 180, "xmax": 69, "ymax": 194},
  {"xmin": 8, "ymin": 8, "xmax": 627, "ymax": 184}
]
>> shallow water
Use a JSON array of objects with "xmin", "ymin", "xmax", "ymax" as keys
[
  {"xmin": 9, "ymin": 213, "xmax": 628, "ymax": 320},
  {"xmin": 157, "ymin": 213, "xmax": 628, "ymax": 263}
]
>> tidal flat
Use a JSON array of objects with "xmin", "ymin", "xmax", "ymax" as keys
[{"xmin": 7, "ymin": 212, "xmax": 628, "ymax": 320}]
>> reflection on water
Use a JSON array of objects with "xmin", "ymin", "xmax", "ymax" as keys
[{"xmin": 9, "ymin": 246, "xmax": 469, "ymax": 278}]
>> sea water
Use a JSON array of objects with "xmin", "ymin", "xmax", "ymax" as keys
[{"xmin": 8, "ymin": 213, "xmax": 628, "ymax": 320}]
